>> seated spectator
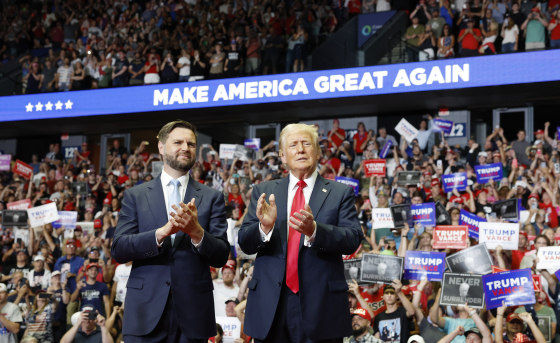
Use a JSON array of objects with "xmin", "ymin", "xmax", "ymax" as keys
[
  {"xmin": 458, "ymin": 19, "xmax": 482, "ymax": 56},
  {"xmin": 437, "ymin": 24, "xmax": 456, "ymax": 58}
]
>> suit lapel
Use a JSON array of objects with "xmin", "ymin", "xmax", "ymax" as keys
[
  {"xmin": 301, "ymin": 176, "xmax": 331, "ymax": 249},
  {"xmin": 173, "ymin": 176, "xmax": 202, "ymax": 250},
  {"xmin": 274, "ymin": 177, "xmax": 289, "ymax": 256},
  {"xmin": 146, "ymin": 176, "xmax": 169, "ymax": 229}
]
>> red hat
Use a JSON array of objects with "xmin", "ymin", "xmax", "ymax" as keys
[
  {"xmin": 519, "ymin": 231, "xmax": 528, "ymax": 239},
  {"xmin": 222, "ymin": 259, "xmax": 236, "ymax": 272},
  {"xmin": 528, "ymin": 193, "xmax": 540, "ymax": 201},
  {"xmin": 94, "ymin": 219, "xmax": 102, "ymax": 229},
  {"xmin": 103, "ymin": 198, "xmax": 110, "ymax": 205},
  {"xmin": 431, "ymin": 179, "xmax": 440, "ymax": 187},
  {"xmin": 474, "ymin": 189, "xmax": 488, "ymax": 198},
  {"xmin": 507, "ymin": 313, "xmax": 524, "ymax": 323},
  {"xmin": 74, "ymin": 225, "xmax": 83, "ymax": 232},
  {"xmin": 86, "ymin": 263, "xmax": 98, "ymax": 271},
  {"xmin": 66, "ymin": 239, "xmax": 76, "ymax": 246},
  {"xmin": 352, "ymin": 306, "xmax": 372, "ymax": 322},
  {"xmin": 534, "ymin": 129, "xmax": 544, "ymax": 135},
  {"xmin": 531, "ymin": 7, "xmax": 541, "ymax": 12},
  {"xmin": 492, "ymin": 151, "xmax": 501, "ymax": 158},
  {"xmin": 449, "ymin": 195, "xmax": 464, "ymax": 204}
]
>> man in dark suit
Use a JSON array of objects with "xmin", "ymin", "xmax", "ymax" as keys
[
  {"xmin": 111, "ymin": 120, "xmax": 229, "ymax": 343},
  {"xmin": 238, "ymin": 123, "xmax": 363, "ymax": 343}
]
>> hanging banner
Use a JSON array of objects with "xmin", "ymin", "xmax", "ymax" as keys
[
  {"xmin": 482, "ymin": 268, "xmax": 535, "ymax": 309},
  {"xmin": 433, "ymin": 226, "xmax": 468, "ymax": 249},
  {"xmin": 404, "ymin": 251, "xmax": 446, "ymax": 281}
]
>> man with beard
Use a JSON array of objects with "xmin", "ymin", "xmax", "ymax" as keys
[
  {"xmin": 344, "ymin": 307, "xmax": 382, "ymax": 343},
  {"xmin": 112, "ymin": 120, "xmax": 229, "ymax": 343}
]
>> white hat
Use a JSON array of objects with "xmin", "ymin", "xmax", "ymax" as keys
[
  {"xmin": 515, "ymin": 181, "xmax": 528, "ymax": 188},
  {"xmin": 0, "ymin": 283, "xmax": 7, "ymax": 292},
  {"xmin": 33, "ymin": 255, "xmax": 45, "ymax": 262},
  {"xmin": 478, "ymin": 151, "xmax": 488, "ymax": 158},
  {"xmin": 408, "ymin": 335, "xmax": 426, "ymax": 343}
]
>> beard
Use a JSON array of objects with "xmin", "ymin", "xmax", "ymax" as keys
[
  {"xmin": 352, "ymin": 325, "xmax": 367, "ymax": 337},
  {"xmin": 163, "ymin": 151, "xmax": 195, "ymax": 173}
]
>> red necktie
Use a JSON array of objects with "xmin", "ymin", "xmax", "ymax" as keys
[{"xmin": 287, "ymin": 179, "xmax": 306, "ymax": 293}]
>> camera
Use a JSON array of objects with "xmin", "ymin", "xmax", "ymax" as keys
[
  {"xmin": 39, "ymin": 293, "xmax": 52, "ymax": 299},
  {"xmin": 87, "ymin": 311, "xmax": 97, "ymax": 320}
]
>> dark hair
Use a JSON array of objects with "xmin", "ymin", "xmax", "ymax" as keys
[
  {"xmin": 535, "ymin": 234, "xmax": 551, "ymax": 246},
  {"xmin": 157, "ymin": 120, "xmax": 197, "ymax": 143}
]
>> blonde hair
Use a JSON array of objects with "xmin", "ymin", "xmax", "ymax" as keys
[{"xmin": 278, "ymin": 123, "xmax": 319, "ymax": 152}]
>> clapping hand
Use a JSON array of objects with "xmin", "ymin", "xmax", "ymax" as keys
[{"xmin": 257, "ymin": 193, "xmax": 277, "ymax": 234}]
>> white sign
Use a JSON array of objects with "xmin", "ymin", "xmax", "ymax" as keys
[
  {"xmin": 219, "ymin": 144, "xmax": 237, "ymax": 160},
  {"xmin": 536, "ymin": 247, "xmax": 560, "ymax": 271},
  {"xmin": 27, "ymin": 203, "xmax": 60, "ymax": 228},
  {"xmin": 478, "ymin": 222, "xmax": 519, "ymax": 250},
  {"xmin": 371, "ymin": 208, "xmax": 395, "ymax": 229},
  {"xmin": 395, "ymin": 118, "xmax": 418, "ymax": 143},
  {"xmin": 75, "ymin": 221, "xmax": 95, "ymax": 236},
  {"xmin": 215, "ymin": 316, "xmax": 241, "ymax": 343}
]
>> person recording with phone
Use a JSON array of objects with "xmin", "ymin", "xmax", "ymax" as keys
[
  {"xmin": 60, "ymin": 307, "xmax": 113, "ymax": 343},
  {"xmin": 22, "ymin": 291, "xmax": 58, "ymax": 342},
  {"xmin": 70, "ymin": 263, "xmax": 111, "ymax": 318}
]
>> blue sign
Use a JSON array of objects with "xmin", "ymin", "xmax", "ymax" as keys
[
  {"xmin": 244, "ymin": 138, "xmax": 260, "ymax": 150},
  {"xmin": 379, "ymin": 140, "xmax": 393, "ymax": 158},
  {"xmin": 411, "ymin": 202, "xmax": 436, "ymax": 226},
  {"xmin": 459, "ymin": 209, "xmax": 486, "ymax": 240},
  {"xmin": 404, "ymin": 251, "xmax": 446, "ymax": 281},
  {"xmin": 1, "ymin": 51, "xmax": 560, "ymax": 122},
  {"xmin": 475, "ymin": 163, "xmax": 503, "ymax": 184},
  {"xmin": 433, "ymin": 118, "xmax": 454, "ymax": 134},
  {"xmin": 358, "ymin": 11, "xmax": 397, "ymax": 48},
  {"xmin": 482, "ymin": 268, "xmax": 535, "ymax": 309},
  {"xmin": 445, "ymin": 122, "xmax": 466, "ymax": 138},
  {"xmin": 335, "ymin": 176, "xmax": 360, "ymax": 196},
  {"xmin": 442, "ymin": 172, "xmax": 467, "ymax": 193}
]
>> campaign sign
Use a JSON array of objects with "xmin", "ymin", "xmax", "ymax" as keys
[
  {"xmin": 396, "ymin": 171, "xmax": 421, "ymax": 186},
  {"xmin": 536, "ymin": 247, "xmax": 560, "ymax": 270},
  {"xmin": 75, "ymin": 221, "xmax": 95, "ymax": 236},
  {"xmin": 13, "ymin": 159, "xmax": 33, "ymax": 179},
  {"xmin": 379, "ymin": 140, "xmax": 393, "ymax": 159},
  {"xmin": 404, "ymin": 251, "xmax": 446, "ymax": 281},
  {"xmin": 27, "ymin": 203, "xmax": 60, "ymax": 228},
  {"xmin": 492, "ymin": 265, "xmax": 508, "ymax": 273},
  {"xmin": 446, "ymin": 244, "xmax": 493, "ymax": 275},
  {"xmin": 363, "ymin": 159, "xmax": 386, "ymax": 177},
  {"xmin": 344, "ymin": 258, "xmax": 363, "ymax": 283},
  {"xmin": 442, "ymin": 172, "xmax": 467, "ymax": 193},
  {"xmin": 435, "ymin": 201, "xmax": 451, "ymax": 225},
  {"xmin": 335, "ymin": 176, "xmax": 360, "ymax": 196},
  {"xmin": 537, "ymin": 316, "xmax": 552, "ymax": 343},
  {"xmin": 556, "ymin": 269, "xmax": 560, "ymax": 282},
  {"xmin": 411, "ymin": 202, "xmax": 436, "ymax": 226},
  {"xmin": 215, "ymin": 316, "xmax": 241, "ymax": 343},
  {"xmin": 433, "ymin": 226, "xmax": 468, "ymax": 249},
  {"xmin": 219, "ymin": 144, "xmax": 236, "ymax": 159},
  {"xmin": 491, "ymin": 199, "xmax": 518, "ymax": 220},
  {"xmin": 433, "ymin": 118, "xmax": 454, "ymax": 134},
  {"xmin": 532, "ymin": 274, "xmax": 542, "ymax": 293},
  {"xmin": 482, "ymin": 268, "xmax": 535, "ymax": 309},
  {"xmin": 395, "ymin": 118, "xmax": 418, "ymax": 143},
  {"xmin": 6, "ymin": 199, "xmax": 31, "ymax": 210},
  {"xmin": 440, "ymin": 273, "xmax": 485, "ymax": 309},
  {"xmin": 360, "ymin": 253, "xmax": 404, "ymax": 284},
  {"xmin": 244, "ymin": 138, "xmax": 260, "ymax": 150},
  {"xmin": 478, "ymin": 222, "xmax": 519, "ymax": 250},
  {"xmin": 0, "ymin": 154, "xmax": 11, "ymax": 171},
  {"xmin": 474, "ymin": 163, "xmax": 503, "ymax": 184},
  {"xmin": 459, "ymin": 210, "xmax": 486, "ymax": 240},
  {"xmin": 390, "ymin": 204, "xmax": 412, "ymax": 228},
  {"xmin": 52, "ymin": 211, "xmax": 78, "ymax": 229},
  {"xmin": 1, "ymin": 210, "xmax": 29, "ymax": 227},
  {"xmin": 371, "ymin": 208, "xmax": 395, "ymax": 229},
  {"xmin": 72, "ymin": 182, "xmax": 88, "ymax": 195}
]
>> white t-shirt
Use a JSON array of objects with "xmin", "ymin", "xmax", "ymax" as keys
[
  {"xmin": 213, "ymin": 281, "xmax": 239, "ymax": 318},
  {"xmin": 112, "ymin": 263, "xmax": 132, "ymax": 303},
  {"xmin": 502, "ymin": 25, "xmax": 519, "ymax": 44},
  {"xmin": 178, "ymin": 56, "xmax": 191, "ymax": 77},
  {"xmin": 0, "ymin": 302, "xmax": 23, "ymax": 343}
]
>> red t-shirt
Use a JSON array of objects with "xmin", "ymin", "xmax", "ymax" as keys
[
  {"xmin": 361, "ymin": 287, "xmax": 386, "ymax": 316},
  {"xmin": 551, "ymin": 18, "xmax": 560, "ymax": 40},
  {"xmin": 539, "ymin": 202, "xmax": 559, "ymax": 228},
  {"xmin": 328, "ymin": 128, "xmax": 346, "ymax": 148},
  {"xmin": 228, "ymin": 193, "xmax": 245, "ymax": 211},
  {"xmin": 459, "ymin": 28, "xmax": 482, "ymax": 50},
  {"xmin": 353, "ymin": 132, "xmax": 369, "ymax": 154}
]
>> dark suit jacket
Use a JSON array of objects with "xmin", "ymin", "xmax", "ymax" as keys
[
  {"xmin": 238, "ymin": 175, "xmax": 362, "ymax": 340},
  {"xmin": 111, "ymin": 176, "xmax": 229, "ymax": 339}
]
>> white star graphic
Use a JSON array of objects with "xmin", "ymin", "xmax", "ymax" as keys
[
  {"xmin": 35, "ymin": 102, "xmax": 43, "ymax": 111},
  {"xmin": 65, "ymin": 100, "xmax": 73, "ymax": 110},
  {"xmin": 25, "ymin": 102, "xmax": 33, "ymax": 112},
  {"xmin": 55, "ymin": 101, "xmax": 63, "ymax": 110},
  {"xmin": 45, "ymin": 101, "xmax": 53, "ymax": 111}
]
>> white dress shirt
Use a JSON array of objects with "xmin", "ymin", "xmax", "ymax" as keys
[
  {"xmin": 260, "ymin": 171, "xmax": 318, "ymax": 246},
  {"xmin": 156, "ymin": 169, "xmax": 203, "ymax": 247}
]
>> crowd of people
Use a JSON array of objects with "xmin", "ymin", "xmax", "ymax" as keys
[{"xmin": 0, "ymin": 117, "xmax": 559, "ymax": 342}]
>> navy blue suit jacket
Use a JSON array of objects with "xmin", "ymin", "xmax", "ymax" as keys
[
  {"xmin": 111, "ymin": 176, "xmax": 229, "ymax": 339},
  {"xmin": 238, "ymin": 175, "xmax": 362, "ymax": 340}
]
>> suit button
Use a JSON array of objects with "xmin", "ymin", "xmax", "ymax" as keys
[
  {"xmin": 166, "ymin": 281, "xmax": 171, "ymax": 286},
  {"xmin": 277, "ymin": 282, "xmax": 282, "ymax": 287}
]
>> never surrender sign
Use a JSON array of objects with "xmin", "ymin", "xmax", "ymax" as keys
[
  {"xmin": 474, "ymin": 163, "xmax": 503, "ymax": 184},
  {"xmin": 478, "ymin": 222, "xmax": 519, "ymax": 250},
  {"xmin": 363, "ymin": 159, "xmax": 386, "ymax": 177},
  {"xmin": 404, "ymin": 251, "xmax": 446, "ymax": 281},
  {"xmin": 442, "ymin": 172, "xmax": 467, "ymax": 193},
  {"xmin": 482, "ymin": 268, "xmax": 535, "ymax": 309},
  {"xmin": 446, "ymin": 244, "xmax": 493, "ymax": 275},
  {"xmin": 459, "ymin": 210, "xmax": 486, "ymax": 240},
  {"xmin": 360, "ymin": 253, "xmax": 404, "ymax": 284},
  {"xmin": 441, "ymin": 273, "xmax": 485, "ymax": 309},
  {"xmin": 411, "ymin": 202, "xmax": 436, "ymax": 226},
  {"xmin": 433, "ymin": 226, "xmax": 468, "ymax": 249}
]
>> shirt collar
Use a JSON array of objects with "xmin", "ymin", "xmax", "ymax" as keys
[
  {"xmin": 288, "ymin": 170, "xmax": 318, "ymax": 191},
  {"xmin": 161, "ymin": 169, "xmax": 190, "ymax": 188}
]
